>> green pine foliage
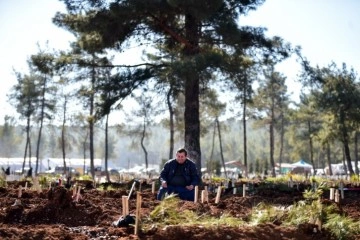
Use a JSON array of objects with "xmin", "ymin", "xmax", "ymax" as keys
[{"xmin": 324, "ymin": 214, "xmax": 360, "ymax": 240}]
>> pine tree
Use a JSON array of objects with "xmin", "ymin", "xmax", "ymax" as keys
[{"xmin": 54, "ymin": 0, "xmax": 289, "ymax": 172}]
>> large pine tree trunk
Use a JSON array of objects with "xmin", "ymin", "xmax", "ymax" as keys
[
  {"xmin": 184, "ymin": 73, "xmax": 201, "ymax": 172},
  {"xmin": 183, "ymin": 14, "xmax": 201, "ymax": 174}
]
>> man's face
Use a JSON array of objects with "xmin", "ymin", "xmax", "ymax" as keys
[{"xmin": 175, "ymin": 152, "xmax": 187, "ymax": 164}]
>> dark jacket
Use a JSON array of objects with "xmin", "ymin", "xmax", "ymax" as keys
[{"xmin": 159, "ymin": 158, "xmax": 199, "ymax": 187}]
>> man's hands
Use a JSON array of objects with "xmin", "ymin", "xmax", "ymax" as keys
[{"xmin": 162, "ymin": 181, "xmax": 194, "ymax": 191}]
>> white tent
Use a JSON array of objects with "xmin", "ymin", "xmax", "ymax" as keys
[
  {"xmin": 225, "ymin": 160, "xmax": 245, "ymax": 169},
  {"xmin": 291, "ymin": 160, "xmax": 312, "ymax": 169}
]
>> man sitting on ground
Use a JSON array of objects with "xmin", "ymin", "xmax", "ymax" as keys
[{"xmin": 157, "ymin": 147, "xmax": 200, "ymax": 201}]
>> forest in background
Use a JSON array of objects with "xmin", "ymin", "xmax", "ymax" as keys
[{"xmin": 0, "ymin": 116, "xmax": 352, "ymax": 174}]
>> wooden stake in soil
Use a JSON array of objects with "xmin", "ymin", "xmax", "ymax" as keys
[
  {"xmin": 339, "ymin": 181, "xmax": 344, "ymax": 199},
  {"xmin": 134, "ymin": 192, "xmax": 142, "ymax": 235},
  {"xmin": 75, "ymin": 187, "xmax": 81, "ymax": 202},
  {"xmin": 201, "ymin": 190, "xmax": 205, "ymax": 203},
  {"xmin": 215, "ymin": 186, "xmax": 222, "ymax": 203},
  {"xmin": 204, "ymin": 186, "xmax": 209, "ymax": 202},
  {"xmin": 242, "ymin": 184, "xmax": 246, "ymax": 197},
  {"xmin": 329, "ymin": 188, "xmax": 335, "ymax": 200},
  {"xmin": 194, "ymin": 186, "xmax": 199, "ymax": 203},
  {"xmin": 334, "ymin": 189, "xmax": 340, "ymax": 203},
  {"xmin": 32, "ymin": 177, "xmax": 37, "ymax": 190},
  {"xmin": 289, "ymin": 177, "xmax": 293, "ymax": 188},
  {"xmin": 33, "ymin": 177, "xmax": 42, "ymax": 194},
  {"xmin": 18, "ymin": 186, "xmax": 22, "ymax": 198},
  {"xmin": 121, "ymin": 196, "xmax": 126, "ymax": 216},
  {"xmin": 122, "ymin": 195, "xmax": 129, "ymax": 216},
  {"xmin": 125, "ymin": 197, "xmax": 129, "ymax": 215},
  {"xmin": 151, "ymin": 181, "xmax": 156, "ymax": 194},
  {"xmin": 315, "ymin": 217, "xmax": 322, "ymax": 231},
  {"xmin": 233, "ymin": 187, "xmax": 237, "ymax": 195},
  {"xmin": 128, "ymin": 181, "xmax": 137, "ymax": 199},
  {"xmin": 73, "ymin": 186, "xmax": 77, "ymax": 197}
]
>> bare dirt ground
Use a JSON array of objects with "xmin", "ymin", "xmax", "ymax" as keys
[{"xmin": 0, "ymin": 179, "xmax": 359, "ymax": 240}]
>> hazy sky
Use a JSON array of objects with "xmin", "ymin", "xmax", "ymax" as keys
[
  {"xmin": 241, "ymin": 0, "xmax": 360, "ymax": 80},
  {"xmin": 1, "ymin": 0, "xmax": 359, "ymax": 124},
  {"xmin": 0, "ymin": 0, "xmax": 74, "ymax": 123}
]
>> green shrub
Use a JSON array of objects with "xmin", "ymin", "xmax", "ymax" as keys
[
  {"xmin": 324, "ymin": 214, "xmax": 360, "ymax": 240},
  {"xmin": 250, "ymin": 202, "xmax": 286, "ymax": 225}
]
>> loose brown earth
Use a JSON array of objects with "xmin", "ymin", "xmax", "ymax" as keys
[{"xmin": 0, "ymin": 179, "xmax": 359, "ymax": 240}]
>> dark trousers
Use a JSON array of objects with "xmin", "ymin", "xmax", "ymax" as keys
[{"xmin": 157, "ymin": 185, "xmax": 195, "ymax": 201}]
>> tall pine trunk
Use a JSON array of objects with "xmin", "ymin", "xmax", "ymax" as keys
[
  {"xmin": 326, "ymin": 143, "xmax": 333, "ymax": 175},
  {"xmin": 167, "ymin": 87, "xmax": 175, "ymax": 160},
  {"xmin": 23, "ymin": 116, "xmax": 31, "ymax": 174},
  {"xmin": 35, "ymin": 77, "xmax": 47, "ymax": 176},
  {"xmin": 340, "ymin": 110, "xmax": 354, "ymax": 175},
  {"xmin": 89, "ymin": 65, "xmax": 96, "ymax": 179},
  {"xmin": 242, "ymin": 92, "xmax": 248, "ymax": 177},
  {"xmin": 308, "ymin": 121, "xmax": 316, "ymax": 176},
  {"xmin": 141, "ymin": 118, "xmax": 149, "ymax": 169},
  {"xmin": 61, "ymin": 96, "xmax": 67, "ymax": 173},
  {"xmin": 216, "ymin": 118, "xmax": 226, "ymax": 178},
  {"xmin": 278, "ymin": 109, "xmax": 284, "ymax": 175},
  {"xmin": 183, "ymin": 14, "xmax": 201, "ymax": 174},
  {"xmin": 355, "ymin": 132, "xmax": 359, "ymax": 175},
  {"xmin": 270, "ymin": 101, "xmax": 276, "ymax": 177},
  {"xmin": 105, "ymin": 113, "xmax": 110, "ymax": 182}
]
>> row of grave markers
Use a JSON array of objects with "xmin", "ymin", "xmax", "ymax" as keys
[
  {"xmin": 329, "ymin": 181, "xmax": 345, "ymax": 203},
  {"xmin": 121, "ymin": 182, "xmax": 248, "ymax": 235},
  {"xmin": 150, "ymin": 181, "xmax": 248, "ymax": 203},
  {"xmin": 289, "ymin": 178, "xmax": 349, "ymax": 203}
]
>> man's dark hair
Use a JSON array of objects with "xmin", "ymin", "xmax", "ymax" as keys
[{"xmin": 176, "ymin": 148, "xmax": 187, "ymax": 156}]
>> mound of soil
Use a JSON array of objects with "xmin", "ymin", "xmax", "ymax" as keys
[{"xmin": 0, "ymin": 181, "xmax": 359, "ymax": 240}]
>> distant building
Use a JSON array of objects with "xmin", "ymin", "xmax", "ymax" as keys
[
  {"xmin": 45, "ymin": 158, "xmax": 102, "ymax": 174},
  {"xmin": 0, "ymin": 157, "xmax": 102, "ymax": 175}
]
